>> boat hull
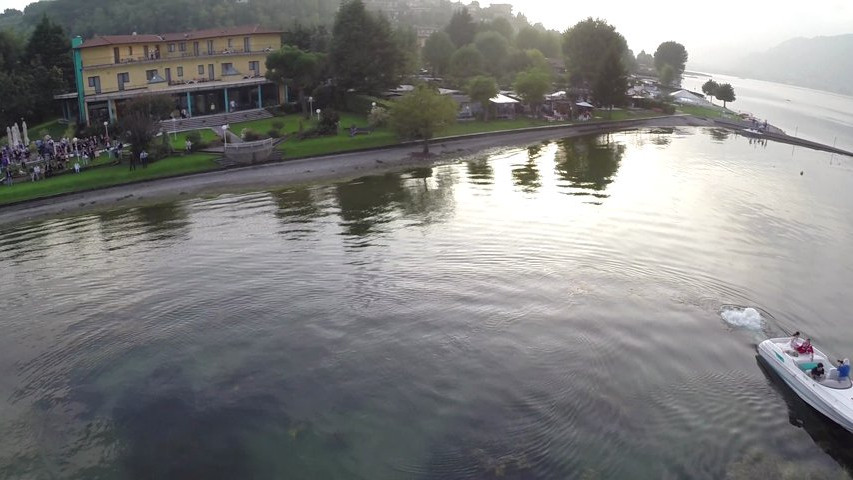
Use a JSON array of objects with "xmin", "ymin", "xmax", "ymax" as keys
[{"xmin": 758, "ymin": 339, "xmax": 853, "ymax": 433}]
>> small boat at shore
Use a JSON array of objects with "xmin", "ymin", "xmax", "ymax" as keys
[{"xmin": 758, "ymin": 338, "xmax": 853, "ymax": 433}]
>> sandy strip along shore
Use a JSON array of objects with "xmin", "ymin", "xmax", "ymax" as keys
[{"xmin": 0, "ymin": 115, "xmax": 716, "ymax": 226}]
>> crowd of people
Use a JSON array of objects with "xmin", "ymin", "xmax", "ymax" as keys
[{"xmin": 1, "ymin": 133, "xmax": 120, "ymax": 186}]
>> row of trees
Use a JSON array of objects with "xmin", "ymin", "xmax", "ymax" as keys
[{"xmin": 702, "ymin": 79, "xmax": 736, "ymax": 107}]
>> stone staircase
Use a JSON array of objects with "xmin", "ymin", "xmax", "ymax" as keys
[{"xmin": 159, "ymin": 108, "xmax": 273, "ymax": 133}]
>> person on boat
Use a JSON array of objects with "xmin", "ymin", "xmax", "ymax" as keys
[
  {"xmin": 789, "ymin": 331, "xmax": 802, "ymax": 349},
  {"xmin": 811, "ymin": 362, "xmax": 825, "ymax": 380},
  {"xmin": 837, "ymin": 359, "xmax": 850, "ymax": 380},
  {"xmin": 796, "ymin": 338, "xmax": 814, "ymax": 357}
]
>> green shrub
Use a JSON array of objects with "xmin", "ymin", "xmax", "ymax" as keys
[
  {"xmin": 268, "ymin": 129, "xmax": 282, "ymax": 138},
  {"xmin": 271, "ymin": 120, "xmax": 284, "ymax": 131},
  {"xmin": 241, "ymin": 128, "xmax": 262, "ymax": 141},
  {"xmin": 368, "ymin": 106, "xmax": 389, "ymax": 128},
  {"xmin": 185, "ymin": 131, "xmax": 209, "ymax": 151},
  {"xmin": 317, "ymin": 109, "xmax": 340, "ymax": 135}
]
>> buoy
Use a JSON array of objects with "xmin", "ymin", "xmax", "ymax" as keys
[{"xmin": 800, "ymin": 171, "xmax": 804, "ymax": 176}]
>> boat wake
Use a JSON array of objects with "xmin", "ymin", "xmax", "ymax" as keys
[{"xmin": 720, "ymin": 305, "xmax": 765, "ymax": 331}]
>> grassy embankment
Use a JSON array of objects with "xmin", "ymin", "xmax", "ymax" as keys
[
  {"xmin": 676, "ymin": 103, "xmax": 743, "ymax": 121},
  {"xmin": 1, "ymin": 109, "xmax": 660, "ymax": 206},
  {"xmin": 0, "ymin": 153, "xmax": 217, "ymax": 206}
]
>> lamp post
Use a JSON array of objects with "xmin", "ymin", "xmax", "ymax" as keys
[
  {"xmin": 371, "ymin": 101, "xmax": 376, "ymax": 112},
  {"xmin": 308, "ymin": 96, "xmax": 314, "ymax": 116},
  {"xmin": 221, "ymin": 124, "xmax": 229, "ymax": 150},
  {"xmin": 103, "ymin": 121, "xmax": 109, "ymax": 139},
  {"xmin": 316, "ymin": 108, "xmax": 321, "ymax": 121},
  {"xmin": 171, "ymin": 116, "xmax": 177, "ymax": 141}
]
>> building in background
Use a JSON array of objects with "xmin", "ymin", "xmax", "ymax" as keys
[{"xmin": 56, "ymin": 25, "xmax": 283, "ymax": 125}]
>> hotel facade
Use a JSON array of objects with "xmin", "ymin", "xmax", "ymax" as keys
[{"xmin": 56, "ymin": 25, "xmax": 285, "ymax": 126}]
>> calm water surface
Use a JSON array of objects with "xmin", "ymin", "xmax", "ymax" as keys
[
  {"xmin": 2, "ymin": 128, "xmax": 853, "ymax": 479},
  {"xmin": 682, "ymin": 72, "xmax": 853, "ymax": 152}
]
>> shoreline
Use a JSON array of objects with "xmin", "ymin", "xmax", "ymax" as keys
[{"xmin": 0, "ymin": 114, "xmax": 837, "ymax": 227}]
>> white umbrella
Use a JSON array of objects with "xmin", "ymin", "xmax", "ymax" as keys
[
  {"xmin": 22, "ymin": 121, "xmax": 29, "ymax": 146},
  {"xmin": 5, "ymin": 127, "xmax": 10, "ymax": 145},
  {"xmin": 12, "ymin": 123, "xmax": 20, "ymax": 147}
]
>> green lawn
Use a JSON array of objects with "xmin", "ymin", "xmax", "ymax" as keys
[
  {"xmin": 0, "ymin": 153, "xmax": 218, "ymax": 206},
  {"xmin": 168, "ymin": 129, "xmax": 220, "ymax": 150},
  {"xmin": 276, "ymin": 110, "xmax": 662, "ymax": 159},
  {"xmin": 676, "ymin": 104, "xmax": 741, "ymax": 121}
]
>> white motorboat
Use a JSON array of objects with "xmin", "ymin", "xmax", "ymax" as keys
[{"xmin": 758, "ymin": 338, "xmax": 853, "ymax": 433}]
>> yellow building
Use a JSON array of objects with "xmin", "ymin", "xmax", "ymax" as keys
[{"xmin": 57, "ymin": 25, "xmax": 284, "ymax": 125}]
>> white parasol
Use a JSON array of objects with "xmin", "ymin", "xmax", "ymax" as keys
[{"xmin": 22, "ymin": 120, "xmax": 29, "ymax": 146}]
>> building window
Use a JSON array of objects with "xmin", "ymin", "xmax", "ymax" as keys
[
  {"xmin": 221, "ymin": 62, "xmax": 239, "ymax": 75},
  {"xmin": 117, "ymin": 72, "xmax": 129, "ymax": 91},
  {"xmin": 193, "ymin": 41, "xmax": 199, "ymax": 56},
  {"xmin": 198, "ymin": 65, "xmax": 204, "ymax": 75},
  {"xmin": 87, "ymin": 76, "xmax": 101, "ymax": 94},
  {"xmin": 207, "ymin": 40, "xmax": 214, "ymax": 55},
  {"xmin": 177, "ymin": 66, "xmax": 184, "ymax": 77},
  {"xmin": 227, "ymin": 38, "xmax": 233, "ymax": 48},
  {"xmin": 179, "ymin": 42, "xmax": 186, "ymax": 52},
  {"xmin": 146, "ymin": 69, "xmax": 158, "ymax": 81},
  {"xmin": 128, "ymin": 46, "xmax": 133, "ymax": 56},
  {"xmin": 249, "ymin": 61, "xmax": 259, "ymax": 74},
  {"xmin": 243, "ymin": 37, "xmax": 250, "ymax": 52},
  {"xmin": 168, "ymin": 43, "xmax": 176, "ymax": 53}
]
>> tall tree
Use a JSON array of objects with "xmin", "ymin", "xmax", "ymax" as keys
[
  {"xmin": 118, "ymin": 94, "xmax": 173, "ymax": 164},
  {"xmin": 266, "ymin": 45, "xmax": 325, "ymax": 118},
  {"xmin": 592, "ymin": 47, "xmax": 628, "ymax": 115},
  {"xmin": 515, "ymin": 25, "xmax": 542, "ymax": 52},
  {"xmin": 389, "ymin": 84, "xmax": 458, "ymax": 154},
  {"xmin": 716, "ymin": 83, "xmax": 736, "ymax": 108},
  {"xmin": 514, "ymin": 68, "xmax": 551, "ymax": 116},
  {"xmin": 25, "ymin": 15, "xmax": 74, "ymax": 88},
  {"xmin": 636, "ymin": 50, "xmax": 654, "ymax": 69},
  {"xmin": 466, "ymin": 76, "xmax": 498, "ymax": 121},
  {"xmin": 485, "ymin": 17, "xmax": 514, "ymax": 42},
  {"xmin": 562, "ymin": 18, "xmax": 628, "ymax": 86},
  {"xmin": 394, "ymin": 25, "xmax": 420, "ymax": 78},
  {"xmin": 422, "ymin": 31, "xmax": 455, "ymax": 76},
  {"xmin": 449, "ymin": 44, "xmax": 484, "ymax": 81},
  {"xmin": 659, "ymin": 64, "xmax": 676, "ymax": 86},
  {"xmin": 445, "ymin": 7, "xmax": 476, "ymax": 47},
  {"xmin": 654, "ymin": 41, "xmax": 688, "ymax": 78},
  {"xmin": 701, "ymin": 79, "xmax": 719, "ymax": 103},
  {"xmin": 281, "ymin": 22, "xmax": 331, "ymax": 53},
  {"xmin": 330, "ymin": 0, "xmax": 402, "ymax": 94},
  {"xmin": 474, "ymin": 31, "xmax": 509, "ymax": 77},
  {"xmin": 0, "ymin": 30, "xmax": 22, "ymax": 71}
]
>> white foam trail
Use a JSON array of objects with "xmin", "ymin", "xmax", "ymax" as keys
[{"xmin": 720, "ymin": 307, "xmax": 764, "ymax": 331}]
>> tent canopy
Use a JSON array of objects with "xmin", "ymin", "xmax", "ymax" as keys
[
  {"xmin": 576, "ymin": 101, "xmax": 595, "ymax": 108},
  {"xmin": 490, "ymin": 93, "xmax": 519, "ymax": 104}
]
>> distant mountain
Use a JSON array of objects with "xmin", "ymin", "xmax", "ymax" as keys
[{"xmin": 731, "ymin": 34, "xmax": 853, "ymax": 95}]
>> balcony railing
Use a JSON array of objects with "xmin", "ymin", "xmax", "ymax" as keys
[{"xmin": 82, "ymin": 46, "xmax": 276, "ymax": 70}]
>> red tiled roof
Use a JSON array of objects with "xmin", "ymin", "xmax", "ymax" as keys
[{"xmin": 77, "ymin": 25, "xmax": 281, "ymax": 49}]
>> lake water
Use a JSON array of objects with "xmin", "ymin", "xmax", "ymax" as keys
[
  {"xmin": 681, "ymin": 72, "xmax": 853, "ymax": 153},
  {"xmin": 2, "ymin": 127, "xmax": 853, "ymax": 479}
]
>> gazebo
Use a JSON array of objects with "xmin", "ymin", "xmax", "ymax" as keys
[{"xmin": 489, "ymin": 93, "xmax": 520, "ymax": 119}]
